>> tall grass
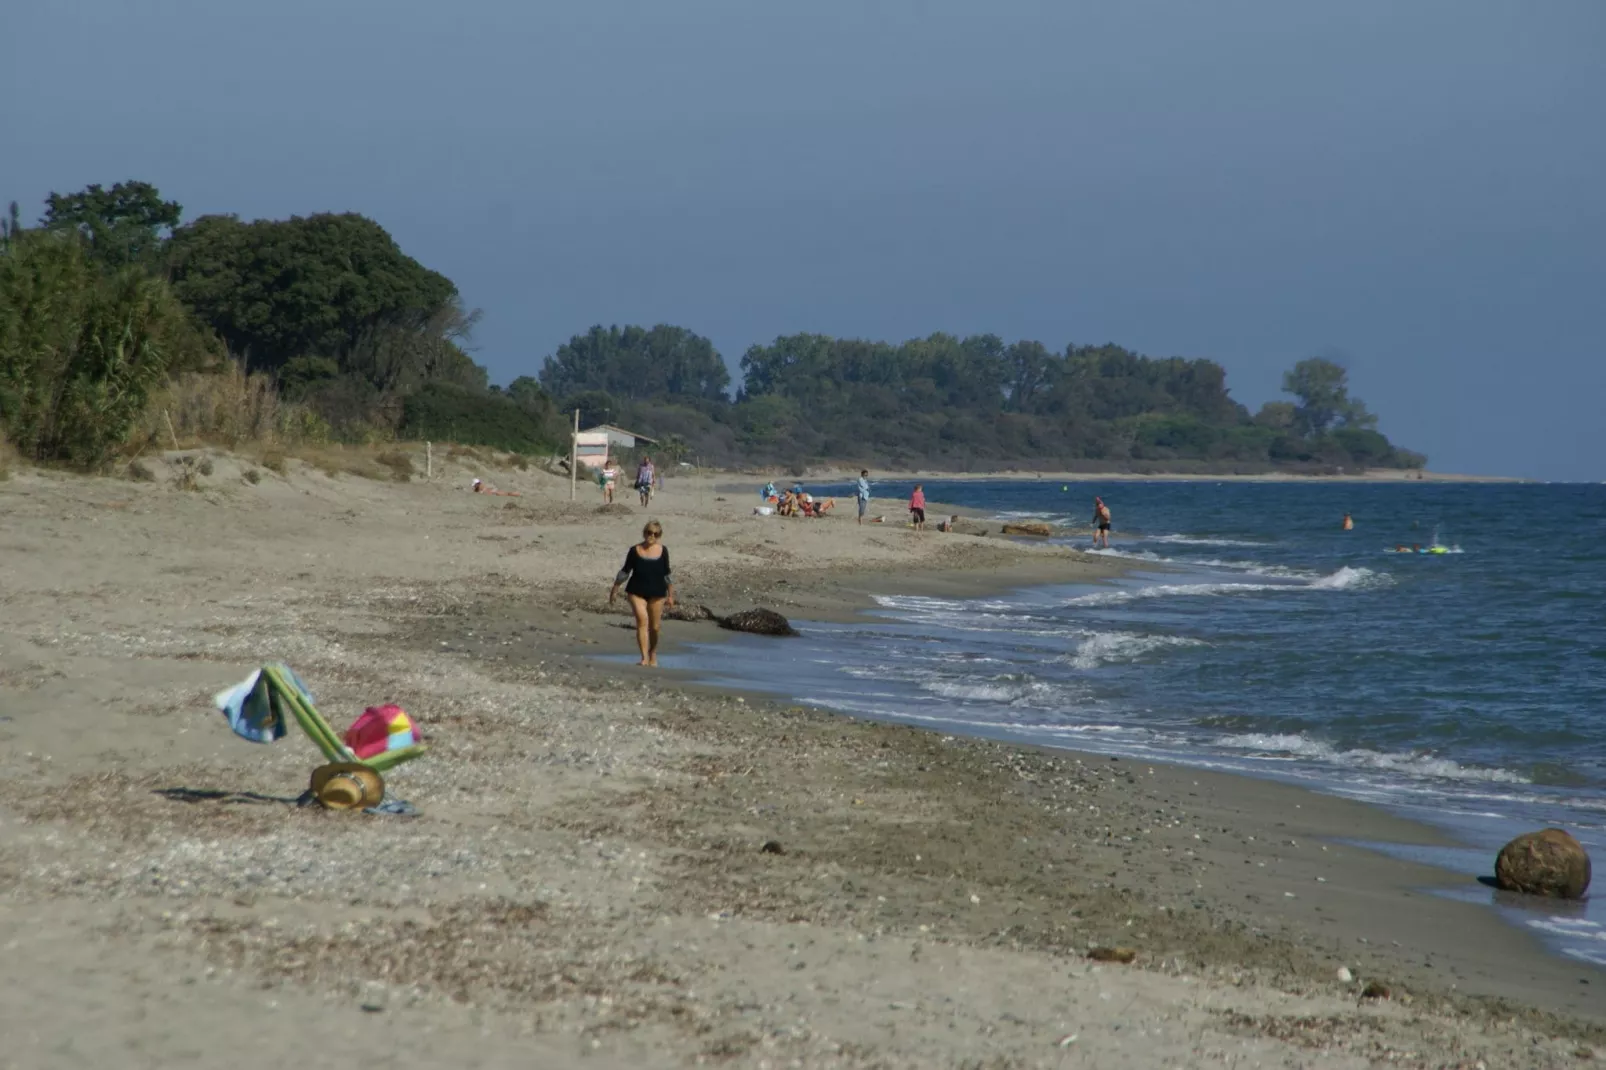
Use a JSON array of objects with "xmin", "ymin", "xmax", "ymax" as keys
[{"xmin": 137, "ymin": 359, "xmax": 330, "ymax": 450}]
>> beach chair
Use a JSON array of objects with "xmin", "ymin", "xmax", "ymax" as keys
[{"xmin": 253, "ymin": 664, "xmax": 428, "ymax": 773}]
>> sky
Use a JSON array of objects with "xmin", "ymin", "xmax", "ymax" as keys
[{"xmin": 3, "ymin": 1, "xmax": 1602, "ymax": 479}]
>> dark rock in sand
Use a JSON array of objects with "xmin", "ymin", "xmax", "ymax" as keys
[
  {"xmin": 1000, "ymin": 521, "xmax": 1053, "ymax": 537},
  {"xmin": 717, "ymin": 608, "xmax": 799, "ymax": 637},
  {"xmin": 760, "ymin": 839, "xmax": 785, "ymax": 855},
  {"xmin": 1086, "ymin": 947, "xmax": 1136, "ymax": 964},
  {"xmin": 1495, "ymin": 828, "xmax": 1592, "ymax": 899},
  {"xmin": 664, "ymin": 603, "xmax": 717, "ymax": 622}
]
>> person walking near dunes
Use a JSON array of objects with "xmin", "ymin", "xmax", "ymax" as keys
[
  {"xmin": 609, "ymin": 520, "xmax": 675, "ymax": 667},
  {"xmin": 635, "ymin": 455, "xmax": 656, "ymax": 506},
  {"xmin": 909, "ymin": 484, "xmax": 927, "ymax": 531},
  {"xmin": 856, "ymin": 470, "xmax": 871, "ymax": 525},
  {"xmin": 1092, "ymin": 496, "xmax": 1112, "ymax": 548}
]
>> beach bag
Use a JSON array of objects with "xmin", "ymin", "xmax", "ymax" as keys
[{"xmin": 344, "ymin": 704, "xmax": 418, "ymax": 760}]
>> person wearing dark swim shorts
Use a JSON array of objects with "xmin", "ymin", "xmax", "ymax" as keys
[
  {"xmin": 1092, "ymin": 496, "xmax": 1112, "ymax": 549},
  {"xmin": 608, "ymin": 520, "xmax": 675, "ymax": 667}
]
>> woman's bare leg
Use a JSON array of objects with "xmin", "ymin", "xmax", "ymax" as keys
[
  {"xmin": 628, "ymin": 594, "xmax": 650, "ymax": 665},
  {"xmin": 646, "ymin": 597, "xmax": 665, "ymax": 666}
]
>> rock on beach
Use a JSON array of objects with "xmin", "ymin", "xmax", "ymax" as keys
[
  {"xmin": 1494, "ymin": 828, "xmax": 1592, "ymax": 899},
  {"xmin": 717, "ymin": 608, "xmax": 799, "ymax": 636}
]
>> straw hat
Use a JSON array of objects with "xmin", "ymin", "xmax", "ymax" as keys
[{"xmin": 309, "ymin": 762, "xmax": 385, "ymax": 810}]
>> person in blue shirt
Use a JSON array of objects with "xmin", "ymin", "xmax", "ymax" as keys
[{"xmin": 855, "ymin": 469, "xmax": 871, "ymax": 525}]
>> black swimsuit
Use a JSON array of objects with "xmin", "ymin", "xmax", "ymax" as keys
[{"xmin": 621, "ymin": 545, "xmax": 671, "ymax": 600}]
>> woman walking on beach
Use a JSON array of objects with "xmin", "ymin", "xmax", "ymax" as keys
[
  {"xmin": 609, "ymin": 520, "xmax": 675, "ymax": 667},
  {"xmin": 909, "ymin": 484, "xmax": 927, "ymax": 531}
]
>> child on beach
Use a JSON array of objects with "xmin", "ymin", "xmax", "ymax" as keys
[
  {"xmin": 601, "ymin": 463, "xmax": 619, "ymax": 504},
  {"xmin": 909, "ymin": 485, "xmax": 927, "ymax": 530}
]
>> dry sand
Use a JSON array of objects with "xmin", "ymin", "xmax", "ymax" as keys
[{"xmin": 0, "ymin": 448, "xmax": 1597, "ymax": 1069}]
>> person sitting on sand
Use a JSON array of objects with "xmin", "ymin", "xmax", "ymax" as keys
[
  {"xmin": 608, "ymin": 520, "xmax": 675, "ymax": 667},
  {"xmin": 470, "ymin": 478, "xmax": 520, "ymax": 497},
  {"xmin": 763, "ymin": 481, "xmax": 778, "ymax": 502}
]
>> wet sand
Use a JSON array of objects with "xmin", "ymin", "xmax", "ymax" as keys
[{"xmin": 0, "ymin": 451, "xmax": 1598, "ymax": 1069}]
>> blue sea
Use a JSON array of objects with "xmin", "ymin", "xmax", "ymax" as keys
[{"xmin": 673, "ymin": 479, "xmax": 1606, "ymax": 965}]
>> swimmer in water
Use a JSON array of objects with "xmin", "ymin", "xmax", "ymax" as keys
[{"xmin": 1342, "ymin": 513, "xmax": 1353, "ymax": 531}]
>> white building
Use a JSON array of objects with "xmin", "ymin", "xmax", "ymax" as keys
[{"xmin": 582, "ymin": 424, "xmax": 658, "ymax": 451}]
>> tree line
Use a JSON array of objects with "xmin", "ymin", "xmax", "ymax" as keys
[
  {"xmin": 1, "ymin": 177, "xmax": 1423, "ymax": 473},
  {"xmin": 539, "ymin": 326, "xmax": 1423, "ymax": 472},
  {"xmin": 1, "ymin": 181, "xmax": 564, "ymax": 466}
]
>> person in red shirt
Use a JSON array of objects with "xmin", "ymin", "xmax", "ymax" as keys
[{"xmin": 909, "ymin": 484, "xmax": 927, "ymax": 530}]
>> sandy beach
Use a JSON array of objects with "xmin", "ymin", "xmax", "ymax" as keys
[{"xmin": 0, "ymin": 449, "xmax": 1597, "ymax": 1069}]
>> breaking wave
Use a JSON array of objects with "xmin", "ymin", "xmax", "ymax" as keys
[{"xmin": 1213, "ymin": 733, "xmax": 1531, "ymax": 784}]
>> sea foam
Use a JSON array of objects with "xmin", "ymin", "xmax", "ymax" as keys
[{"xmin": 1213, "ymin": 732, "xmax": 1530, "ymax": 784}]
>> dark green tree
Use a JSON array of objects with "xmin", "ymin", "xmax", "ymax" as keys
[
  {"xmin": 540, "ymin": 324, "xmax": 728, "ymax": 402},
  {"xmin": 166, "ymin": 212, "xmax": 458, "ymax": 372},
  {"xmin": 41, "ymin": 181, "xmax": 182, "ymax": 271},
  {"xmin": 1282, "ymin": 357, "xmax": 1376, "ymax": 436}
]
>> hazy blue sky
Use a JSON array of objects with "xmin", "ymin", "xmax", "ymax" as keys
[{"xmin": 4, "ymin": 1, "xmax": 1602, "ymax": 478}]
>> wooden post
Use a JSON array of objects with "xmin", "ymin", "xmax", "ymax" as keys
[
  {"xmin": 569, "ymin": 409, "xmax": 579, "ymax": 501},
  {"xmin": 426, "ymin": 441, "xmax": 432, "ymax": 480}
]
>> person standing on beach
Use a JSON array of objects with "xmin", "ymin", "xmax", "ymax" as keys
[
  {"xmin": 855, "ymin": 470, "xmax": 871, "ymax": 525},
  {"xmin": 609, "ymin": 520, "xmax": 675, "ymax": 667},
  {"xmin": 601, "ymin": 462, "xmax": 620, "ymax": 504},
  {"xmin": 1092, "ymin": 496, "xmax": 1112, "ymax": 548},
  {"xmin": 909, "ymin": 484, "xmax": 927, "ymax": 530},
  {"xmin": 635, "ymin": 455, "xmax": 655, "ymax": 507}
]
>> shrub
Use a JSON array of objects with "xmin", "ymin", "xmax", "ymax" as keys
[
  {"xmin": 1, "ymin": 229, "xmax": 217, "ymax": 468},
  {"xmin": 261, "ymin": 449, "xmax": 287, "ymax": 475},
  {"xmin": 197, "ymin": 457, "xmax": 214, "ymax": 476},
  {"xmin": 400, "ymin": 382, "xmax": 557, "ymax": 454},
  {"xmin": 126, "ymin": 459, "xmax": 156, "ymax": 481},
  {"xmin": 375, "ymin": 448, "xmax": 414, "ymax": 481},
  {"xmin": 244, "ymin": 468, "xmax": 261, "ymax": 484}
]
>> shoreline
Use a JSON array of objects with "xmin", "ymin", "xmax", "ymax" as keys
[
  {"xmin": 1, "ymin": 459, "xmax": 1600, "ymax": 1067},
  {"xmin": 448, "ymin": 551, "xmax": 1605, "ymax": 1012},
  {"xmin": 720, "ymin": 468, "xmax": 1532, "ymax": 484}
]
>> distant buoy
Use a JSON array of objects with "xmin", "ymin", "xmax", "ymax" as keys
[{"xmin": 1061, "ymin": 485, "xmax": 1068, "ymax": 492}]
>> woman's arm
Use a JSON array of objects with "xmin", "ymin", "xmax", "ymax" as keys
[
  {"xmin": 664, "ymin": 548, "xmax": 675, "ymax": 607},
  {"xmin": 608, "ymin": 549, "xmax": 635, "ymax": 603}
]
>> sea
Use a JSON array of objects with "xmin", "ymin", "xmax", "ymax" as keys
[{"xmin": 670, "ymin": 479, "xmax": 1606, "ymax": 965}]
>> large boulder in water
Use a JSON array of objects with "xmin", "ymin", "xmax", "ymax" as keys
[
  {"xmin": 1001, "ymin": 521, "xmax": 1053, "ymax": 537},
  {"xmin": 1494, "ymin": 828, "xmax": 1592, "ymax": 899},
  {"xmin": 718, "ymin": 608, "xmax": 799, "ymax": 637}
]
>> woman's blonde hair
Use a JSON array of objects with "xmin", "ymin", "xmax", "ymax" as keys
[{"xmin": 643, "ymin": 520, "xmax": 663, "ymax": 538}]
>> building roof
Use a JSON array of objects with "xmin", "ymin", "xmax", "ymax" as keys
[{"xmin": 582, "ymin": 424, "xmax": 659, "ymax": 444}]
